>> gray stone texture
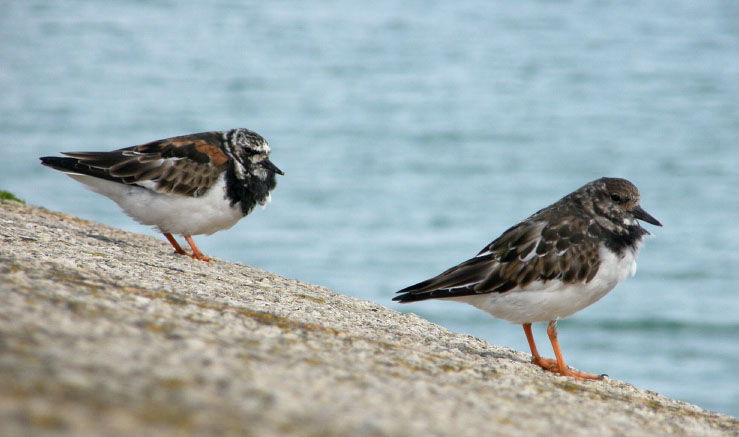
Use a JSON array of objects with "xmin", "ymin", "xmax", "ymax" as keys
[{"xmin": 1, "ymin": 199, "xmax": 736, "ymax": 436}]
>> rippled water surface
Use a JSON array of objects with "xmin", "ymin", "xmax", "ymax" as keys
[{"xmin": 2, "ymin": 0, "xmax": 738, "ymax": 416}]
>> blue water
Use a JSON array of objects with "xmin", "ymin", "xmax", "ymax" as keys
[{"xmin": 2, "ymin": 0, "xmax": 738, "ymax": 417}]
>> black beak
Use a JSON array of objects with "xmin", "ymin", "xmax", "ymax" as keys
[
  {"xmin": 261, "ymin": 158, "xmax": 284, "ymax": 175},
  {"xmin": 633, "ymin": 205, "xmax": 662, "ymax": 227}
]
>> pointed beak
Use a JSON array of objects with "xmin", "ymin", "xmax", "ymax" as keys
[
  {"xmin": 261, "ymin": 158, "xmax": 284, "ymax": 175},
  {"xmin": 633, "ymin": 205, "xmax": 662, "ymax": 227}
]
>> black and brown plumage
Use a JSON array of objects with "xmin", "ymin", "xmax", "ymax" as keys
[
  {"xmin": 394, "ymin": 177, "xmax": 662, "ymax": 379},
  {"xmin": 40, "ymin": 128, "xmax": 283, "ymax": 261}
]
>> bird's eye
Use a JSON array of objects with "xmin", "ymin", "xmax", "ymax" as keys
[{"xmin": 610, "ymin": 193, "xmax": 621, "ymax": 202}]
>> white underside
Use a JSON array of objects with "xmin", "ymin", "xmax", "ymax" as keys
[
  {"xmin": 66, "ymin": 173, "xmax": 245, "ymax": 236},
  {"xmin": 449, "ymin": 244, "xmax": 641, "ymax": 324}
]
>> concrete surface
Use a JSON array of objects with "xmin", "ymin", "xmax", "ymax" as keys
[{"xmin": 1, "ymin": 199, "xmax": 736, "ymax": 436}]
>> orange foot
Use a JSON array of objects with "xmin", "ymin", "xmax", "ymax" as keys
[
  {"xmin": 163, "ymin": 233, "xmax": 212, "ymax": 262},
  {"xmin": 531, "ymin": 356, "xmax": 604, "ymax": 380},
  {"xmin": 184, "ymin": 252, "xmax": 211, "ymax": 262},
  {"xmin": 523, "ymin": 322, "xmax": 605, "ymax": 381},
  {"xmin": 183, "ymin": 235, "xmax": 212, "ymax": 263}
]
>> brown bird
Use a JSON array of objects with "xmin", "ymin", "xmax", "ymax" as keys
[
  {"xmin": 40, "ymin": 128, "xmax": 283, "ymax": 261},
  {"xmin": 395, "ymin": 177, "xmax": 661, "ymax": 379}
]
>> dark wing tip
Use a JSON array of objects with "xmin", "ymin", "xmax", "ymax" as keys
[
  {"xmin": 392, "ymin": 276, "xmax": 443, "ymax": 303},
  {"xmin": 392, "ymin": 290, "xmax": 435, "ymax": 303},
  {"xmin": 39, "ymin": 156, "xmax": 54, "ymax": 168},
  {"xmin": 39, "ymin": 156, "xmax": 80, "ymax": 172},
  {"xmin": 392, "ymin": 293, "xmax": 411, "ymax": 303}
]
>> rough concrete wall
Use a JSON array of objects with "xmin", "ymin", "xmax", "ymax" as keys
[{"xmin": 1, "ymin": 199, "xmax": 736, "ymax": 436}]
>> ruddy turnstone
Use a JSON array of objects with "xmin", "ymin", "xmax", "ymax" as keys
[
  {"xmin": 394, "ymin": 177, "xmax": 661, "ymax": 379},
  {"xmin": 40, "ymin": 128, "xmax": 283, "ymax": 262}
]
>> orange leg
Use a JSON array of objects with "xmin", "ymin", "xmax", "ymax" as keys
[
  {"xmin": 183, "ymin": 235, "xmax": 210, "ymax": 262},
  {"xmin": 523, "ymin": 323, "xmax": 559, "ymax": 372},
  {"xmin": 546, "ymin": 320, "xmax": 603, "ymax": 380},
  {"xmin": 522, "ymin": 322, "xmax": 604, "ymax": 380},
  {"xmin": 163, "ymin": 233, "xmax": 187, "ymax": 255}
]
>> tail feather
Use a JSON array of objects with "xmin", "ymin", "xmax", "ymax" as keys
[
  {"xmin": 39, "ymin": 156, "xmax": 128, "ymax": 185},
  {"xmin": 39, "ymin": 156, "xmax": 82, "ymax": 173},
  {"xmin": 392, "ymin": 293, "xmax": 428, "ymax": 303},
  {"xmin": 393, "ymin": 255, "xmax": 497, "ymax": 303},
  {"xmin": 393, "ymin": 285, "xmax": 478, "ymax": 303}
]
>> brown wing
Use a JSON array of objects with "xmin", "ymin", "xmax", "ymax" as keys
[
  {"xmin": 474, "ymin": 216, "xmax": 601, "ymax": 292},
  {"xmin": 62, "ymin": 131, "xmax": 230, "ymax": 197},
  {"xmin": 394, "ymin": 216, "xmax": 602, "ymax": 302}
]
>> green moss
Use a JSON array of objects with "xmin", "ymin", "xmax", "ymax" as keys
[
  {"xmin": 121, "ymin": 286, "xmax": 187, "ymax": 306},
  {"xmin": 81, "ymin": 250, "xmax": 107, "ymax": 257},
  {"xmin": 0, "ymin": 190, "xmax": 25, "ymax": 204},
  {"xmin": 555, "ymin": 381, "xmax": 586, "ymax": 394},
  {"xmin": 136, "ymin": 403, "xmax": 194, "ymax": 427},
  {"xmin": 643, "ymin": 398, "xmax": 664, "ymax": 411},
  {"xmin": 28, "ymin": 413, "xmax": 67, "ymax": 430},
  {"xmin": 301, "ymin": 357, "xmax": 326, "ymax": 366},
  {"xmin": 297, "ymin": 293, "xmax": 327, "ymax": 304},
  {"xmin": 497, "ymin": 417, "xmax": 514, "ymax": 426},
  {"xmin": 47, "ymin": 268, "xmax": 104, "ymax": 295},
  {"xmin": 156, "ymin": 378, "xmax": 187, "ymax": 389},
  {"xmin": 139, "ymin": 320, "xmax": 179, "ymax": 334}
]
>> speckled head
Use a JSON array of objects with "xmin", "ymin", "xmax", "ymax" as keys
[
  {"xmin": 580, "ymin": 177, "xmax": 662, "ymax": 231},
  {"xmin": 222, "ymin": 128, "xmax": 283, "ymax": 178},
  {"xmin": 227, "ymin": 128, "xmax": 271, "ymax": 153}
]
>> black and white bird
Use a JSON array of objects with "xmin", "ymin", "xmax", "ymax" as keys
[
  {"xmin": 394, "ymin": 177, "xmax": 661, "ymax": 379},
  {"xmin": 40, "ymin": 128, "xmax": 283, "ymax": 261}
]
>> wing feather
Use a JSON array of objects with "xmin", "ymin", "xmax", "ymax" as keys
[
  {"xmin": 394, "ymin": 216, "xmax": 602, "ymax": 302},
  {"xmin": 60, "ymin": 131, "xmax": 230, "ymax": 197}
]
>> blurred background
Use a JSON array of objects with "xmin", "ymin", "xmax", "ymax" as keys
[{"xmin": 1, "ymin": 0, "xmax": 737, "ymax": 416}]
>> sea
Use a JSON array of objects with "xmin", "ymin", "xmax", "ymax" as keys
[{"xmin": 1, "ymin": 0, "xmax": 737, "ymax": 417}]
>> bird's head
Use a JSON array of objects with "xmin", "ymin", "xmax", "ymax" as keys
[
  {"xmin": 584, "ymin": 177, "xmax": 662, "ymax": 232},
  {"xmin": 226, "ymin": 128, "xmax": 284, "ymax": 179}
]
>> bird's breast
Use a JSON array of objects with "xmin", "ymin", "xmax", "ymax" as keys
[{"xmin": 449, "ymin": 243, "xmax": 640, "ymax": 324}]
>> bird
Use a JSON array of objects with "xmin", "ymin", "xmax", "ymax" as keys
[
  {"xmin": 40, "ymin": 128, "xmax": 283, "ymax": 262},
  {"xmin": 393, "ymin": 177, "xmax": 661, "ymax": 380}
]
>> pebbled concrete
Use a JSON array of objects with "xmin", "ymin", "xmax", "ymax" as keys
[{"xmin": 1, "ymin": 199, "xmax": 737, "ymax": 436}]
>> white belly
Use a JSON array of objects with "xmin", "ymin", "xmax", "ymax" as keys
[
  {"xmin": 68, "ymin": 173, "xmax": 245, "ymax": 236},
  {"xmin": 450, "ymin": 244, "xmax": 641, "ymax": 324}
]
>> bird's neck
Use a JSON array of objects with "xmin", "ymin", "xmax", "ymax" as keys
[
  {"xmin": 224, "ymin": 164, "xmax": 277, "ymax": 215},
  {"xmin": 601, "ymin": 222, "xmax": 649, "ymax": 256}
]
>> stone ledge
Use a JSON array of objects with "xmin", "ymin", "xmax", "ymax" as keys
[{"xmin": 0, "ymin": 199, "xmax": 736, "ymax": 436}]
